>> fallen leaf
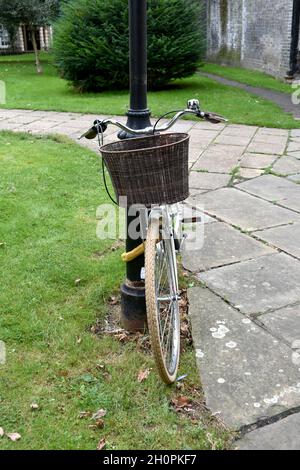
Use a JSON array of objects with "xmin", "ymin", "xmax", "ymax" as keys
[
  {"xmin": 57, "ymin": 370, "xmax": 69, "ymax": 377},
  {"xmin": 6, "ymin": 432, "xmax": 21, "ymax": 442},
  {"xmin": 115, "ymin": 332, "xmax": 129, "ymax": 343},
  {"xmin": 0, "ymin": 242, "xmax": 5, "ymax": 248},
  {"xmin": 95, "ymin": 419, "xmax": 105, "ymax": 429},
  {"xmin": 74, "ymin": 278, "xmax": 81, "ymax": 286},
  {"xmin": 78, "ymin": 411, "xmax": 91, "ymax": 419},
  {"xmin": 30, "ymin": 403, "xmax": 39, "ymax": 411},
  {"xmin": 171, "ymin": 396, "xmax": 191, "ymax": 409},
  {"xmin": 137, "ymin": 368, "xmax": 151, "ymax": 383},
  {"xmin": 92, "ymin": 409, "xmax": 106, "ymax": 420},
  {"xmin": 108, "ymin": 296, "xmax": 118, "ymax": 305},
  {"xmin": 0, "ymin": 427, "xmax": 4, "ymax": 437},
  {"xmin": 76, "ymin": 337, "xmax": 82, "ymax": 344},
  {"xmin": 96, "ymin": 437, "xmax": 106, "ymax": 450}
]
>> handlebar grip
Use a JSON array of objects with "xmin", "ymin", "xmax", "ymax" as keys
[
  {"xmin": 204, "ymin": 112, "xmax": 227, "ymax": 124},
  {"xmin": 80, "ymin": 120, "xmax": 108, "ymax": 140}
]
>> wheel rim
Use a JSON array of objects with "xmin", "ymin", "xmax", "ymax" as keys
[{"xmin": 155, "ymin": 239, "xmax": 180, "ymax": 377}]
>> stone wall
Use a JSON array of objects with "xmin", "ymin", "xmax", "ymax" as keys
[{"xmin": 207, "ymin": 0, "xmax": 294, "ymax": 77}]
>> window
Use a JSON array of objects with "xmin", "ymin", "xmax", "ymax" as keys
[{"xmin": 0, "ymin": 25, "xmax": 11, "ymax": 48}]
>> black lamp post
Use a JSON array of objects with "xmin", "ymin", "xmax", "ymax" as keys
[{"xmin": 119, "ymin": 0, "xmax": 152, "ymax": 330}]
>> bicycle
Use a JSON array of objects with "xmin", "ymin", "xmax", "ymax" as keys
[{"xmin": 81, "ymin": 99, "xmax": 226, "ymax": 384}]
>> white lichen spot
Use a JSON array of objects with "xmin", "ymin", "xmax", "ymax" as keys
[
  {"xmin": 263, "ymin": 396, "xmax": 278, "ymax": 405},
  {"xmin": 226, "ymin": 341, "xmax": 237, "ymax": 349},
  {"xmin": 244, "ymin": 372, "xmax": 251, "ymax": 376},
  {"xmin": 196, "ymin": 349, "xmax": 204, "ymax": 359},
  {"xmin": 217, "ymin": 378, "xmax": 226, "ymax": 384},
  {"xmin": 279, "ymin": 369, "xmax": 284, "ymax": 373},
  {"xmin": 253, "ymin": 403, "xmax": 261, "ymax": 408},
  {"xmin": 210, "ymin": 327, "xmax": 217, "ymax": 332},
  {"xmin": 212, "ymin": 325, "xmax": 230, "ymax": 339},
  {"xmin": 242, "ymin": 319, "xmax": 251, "ymax": 325}
]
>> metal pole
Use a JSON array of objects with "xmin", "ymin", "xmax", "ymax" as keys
[{"xmin": 120, "ymin": 0, "xmax": 151, "ymax": 331}]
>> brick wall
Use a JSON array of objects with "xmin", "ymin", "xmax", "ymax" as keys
[{"xmin": 206, "ymin": 0, "xmax": 294, "ymax": 77}]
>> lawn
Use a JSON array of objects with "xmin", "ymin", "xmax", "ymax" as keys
[
  {"xmin": 201, "ymin": 63, "xmax": 293, "ymax": 95},
  {"xmin": 0, "ymin": 53, "xmax": 299, "ymax": 128},
  {"xmin": 0, "ymin": 131, "xmax": 230, "ymax": 450}
]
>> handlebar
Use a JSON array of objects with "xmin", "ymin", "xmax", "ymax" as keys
[{"xmin": 80, "ymin": 99, "xmax": 227, "ymax": 140}]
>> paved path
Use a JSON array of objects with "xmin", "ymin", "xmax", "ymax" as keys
[
  {"xmin": 200, "ymin": 72, "xmax": 300, "ymax": 119},
  {"xmin": 1, "ymin": 108, "xmax": 300, "ymax": 449}
]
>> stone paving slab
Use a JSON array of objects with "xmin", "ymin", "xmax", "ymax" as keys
[
  {"xmin": 259, "ymin": 305, "xmax": 300, "ymax": 346},
  {"xmin": 189, "ymin": 287, "xmax": 300, "ymax": 429},
  {"xmin": 214, "ymin": 134, "xmax": 253, "ymax": 146},
  {"xmin": 199, "ymin": 253, "xmax": 300, "ymax": 316},
  {"xmin": 237, "ymin": 174, "xmax": 300, "ymax": 203},
  {"xmin": 254, "ymin": 223, "xmax": 300, "ymax": 259},
  {"xmin": 279, "ymin": 197, "xmax": 300, "ymax": 213},
  {"xmin": 256, "ymin": 128, "xmax": 289, "ymax": 137},
  {"xmin": 189, "ymin": 172, "xmax": 230, "ymax": 190},
  {"xmin": 193, "ymin": 145, "xmax": 244, "ymax": 173},
  {"xmin": 220, "ymin": 125, "xmax": 258, "ymax": 138},
  {"xmin": 247, "ymin": 141, "xmax": 287, "ymax": 155},
  {"xmin": 0, "ymin": 121, "xmax": 20, "ymax": 131},
  {"xmin": 191, "ymin": 187, "xmax": 300, "ymax": 231},
  {"xmin": 239, "ymin": 168, "xmax": 263, "ymax": 179},
  {"xmin": 287, "ymin": 174, "xmax": 300, "ymax": 183},
  {"xmin": 272, "ymin": 156, "xmax": 300, "ymax": 175},
  {"xmin": 287, "ymin": 151, "xmax": 300, "ymax": 159},
  {"xmin": 287, "ymin": 142, "xmax": 300, "ymax": 152},
  {"xmin": 235, "ymin": 413, "xmax": 300, "ymax": 450},
  {"xmin": 240, "ymin": 153, "xmax": 277, "ymax": 169},
  {"xmin": 182, "ymin": 222, "xmax": 275, "ymax": 272}
]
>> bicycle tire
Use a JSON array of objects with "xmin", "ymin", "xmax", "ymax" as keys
[{"xmin": 145, "ymin": 217, "xmax": 180, "ymax": 384}]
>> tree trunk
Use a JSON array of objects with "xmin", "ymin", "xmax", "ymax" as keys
[{"xmin": 31, "ymin": 29, "xmax": 43, "ymax": 74}]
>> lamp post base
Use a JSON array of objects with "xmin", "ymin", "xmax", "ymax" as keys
[
  {"xmin": 120, "ymin": 281, "xmax": 147, "ymax": 332},
  {"xmin": 118, "ymin": 109, "xmax": 152, "ymax": 140}
]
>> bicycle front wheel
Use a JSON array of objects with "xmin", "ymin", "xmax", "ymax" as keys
[{"xmin": 145, "ymin": 217, "xmax": 180, "ymax": 384}]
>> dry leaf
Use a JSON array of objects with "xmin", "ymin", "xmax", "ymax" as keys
[
  {"xmin": 97, "ymin": 437, "xmax": 106, "ymax": 450},
  {"xmin": 30, "ymin": 403, "xmax": 39, "ymax": 411},
  {"xmin": 57, "ymin": 370, "xmax": 68, "ymax": 377},
  {"xmin": 76, "ymin": 337, "xmax": 82, "ymax": 344},
  {"xmin": 137, "ymin": 368, "xmax": 151, "ymax": 383},
  {"xmin": 0, "ymin": 427, "xmax": 4, "ymax": 437},
  {"xmin": 74, "ymin": 278, "xmax": 81, "ymax": 286},
  {"xmin": 92, "ymin": 409, "xmax": 106, "ymax": 420},
  {"xmin": 171, "ymin": 396, "xmax": 191, "ymax": 409},
  {"xmin": 95, "ymin": 419, "xmax": 104, "ymax": 429},
  {"xmin": 115, "ymin": 332, "xmax": 129, "ymax": 343},
  {"xmin": 78, "ymin": 411, "xmax": 91, "ymax": 419},
  {"xmin": 6, "ymin": 432, "xmax": 21, "ymax": 442},
  {"xmin": 0, "ymin": 242, "xmax": 5, "ymax": 248},
  {"xmin": 108, "ymin": 296, "xmax": 118, "ymax": 305}
]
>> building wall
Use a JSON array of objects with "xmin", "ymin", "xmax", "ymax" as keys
[
  {"xmin": 207, "ymin": 0, "xmax": 294, "ymax": 77},
  {"xmin": 0, "ymin": 24, "xmax": 53, "ymax": 53}
]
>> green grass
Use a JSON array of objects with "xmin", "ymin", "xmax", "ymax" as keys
[
  {"xmin": 0, "ymin": 131, "xmax": 230, "ymax": 450},
  {"xmin": 0, "ymin": 53, "xmax": 299, "ymax": 128},
  {"xmin": 201, "ymin": 63, "xmax": 293, "ymax": 95}
]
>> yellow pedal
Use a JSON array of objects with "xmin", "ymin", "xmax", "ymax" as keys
[{"xmin": 121, "ymin": 243, "xmax": 145, "ymax": 263}]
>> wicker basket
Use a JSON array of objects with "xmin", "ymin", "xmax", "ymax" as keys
[{"xmin": 100, "ymin": 133, "xmax": 190, "ymax": 207}]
